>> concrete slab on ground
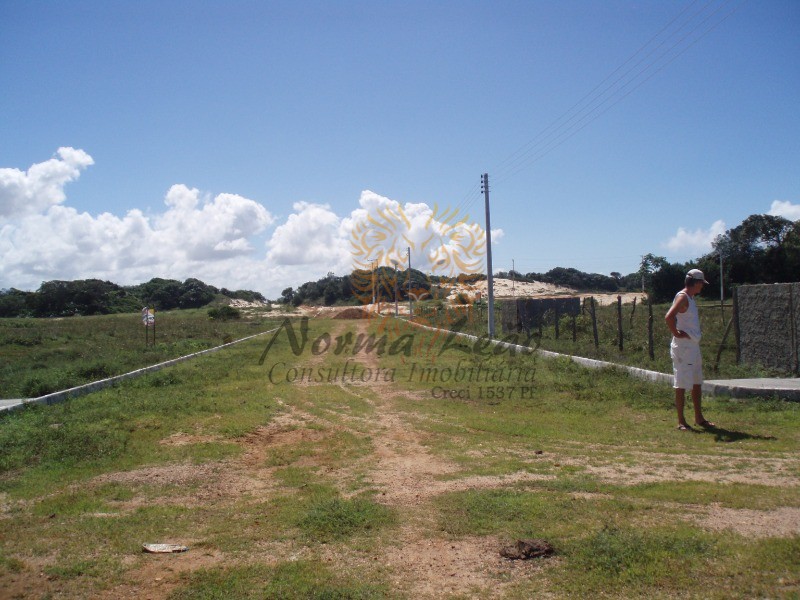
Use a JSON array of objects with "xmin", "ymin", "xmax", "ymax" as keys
[{"xmin": 704, "ymin": 378, "xmax": 800, "ymax": 401}]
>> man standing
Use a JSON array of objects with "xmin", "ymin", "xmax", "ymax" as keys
[{"xmin": 664, "ymin": 269, "xmax": 715, "ymax": 430}]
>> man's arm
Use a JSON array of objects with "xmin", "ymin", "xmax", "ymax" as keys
[{"xmin": 665, "ymin": 293, "xmax": 690, "ymax": 339}]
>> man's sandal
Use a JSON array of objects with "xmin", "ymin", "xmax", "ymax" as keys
[
  {"xmin": 695, "ymin": 420, "xmax": 715, "ymax": 428},
  {"xmin": 677, "ymin": 424, "xmax": 692, "ymax": 431}
]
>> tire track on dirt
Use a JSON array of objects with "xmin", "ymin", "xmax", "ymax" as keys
[{"xmin": 331, "ymin": 318, "xmax": 544, "ymax": 599}]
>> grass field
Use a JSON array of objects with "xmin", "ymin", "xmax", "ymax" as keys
[
  {"xmin": 0, "ymin": 309, "xmax": 282, "ymax": 399},
  {"xmin": 0, "ymin": 314, "xmax": 798, "ymax": 598}
]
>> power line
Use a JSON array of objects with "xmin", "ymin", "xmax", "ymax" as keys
[
  {"xmin": 491, "ymin": 0, "xmax": 704, "ymax": 179},
  {"xmin": 449, "ymin": 180, "xmax": 483, "ymax": 221},
  {"xmin": 490, "ymin": 0, "xmax": 744, "ymax": 187}
]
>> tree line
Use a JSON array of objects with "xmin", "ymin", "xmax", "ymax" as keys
[
  {"xmin": 279, "ymin": 212, "xmax": 799, "ymax": 308},
  {"xmin": 641, "ymin": 213, "xmax": 799, "ymax": 303},
  {"xmin": 277, "ymin": 268, "xmax": 459, "ymax": 307},
  {"xmin": 2, "ymin": 213, "xmax": 795, "ymax": 317},
  {"xmin": 496, "ymin": 213, "xmax": 799, "ymax": 304},
  {"xmin": 0, "ymin": 278, "xmax": 266, "ymax": 318}
]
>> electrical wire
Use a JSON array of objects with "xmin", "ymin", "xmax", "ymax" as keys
[
  {"xmin": 490, "ymin": 0, "xmax": 703, "ymax": 179},
  {"xmin": 488, "ymin": 0, "xmax": 745, "ymax": 187}
]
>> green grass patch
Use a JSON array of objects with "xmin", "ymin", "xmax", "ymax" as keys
[
  {"xmin": 555, "ymin": 524, "xmax": 717, "ymax": 594},
  {"xmin": 274, "ymin": 466, "xmax": 319, "ymax": 488},
  {"xmin": 0, "ymin": 554, "xmax": 25, "ymax": 576},
  {"xmin": 170, "ymin": 560, "xmax": 390, "ymax": 599},
  {"xmin": 619, "ymin": 480, "xmax": 800, "ymax": 510},
  {"xmin": 297, "ymin": 496, "xmax": 396, "ymax": 542},
  {"xmin": 43, "ymin": 559, "xmax": 105, "ymax": 580},
  {"xmin": 436, "ymin": 488, "xmax": 635, "ymax": 541}
]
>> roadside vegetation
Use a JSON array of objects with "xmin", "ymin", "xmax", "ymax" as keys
[{"xmin": 0, "ymin": 309, "xmax": 281, "ymax": 398}]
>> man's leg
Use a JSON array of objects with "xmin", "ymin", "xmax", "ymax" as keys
[
  {"xmin": 675, "ymin": 388, "xmax": 688, "ymax": 427},
  {"xmin": 691, "ymin": 384, "xmax": 713, "ymax": 426}
]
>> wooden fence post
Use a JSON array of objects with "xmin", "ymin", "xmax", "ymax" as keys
[
  {"xmin": 538, "ymin": 310, "xmax": 543, "ymax": 339},
  {"xmin": 733, "ymin": 288, "xmax": 740, "ymax": 365},
  {"xmin": 555, "ymin": 305, "xmax": 560, "ymax": 340},
  {"xmin": 713, "ymin": 318, "xmax": 734, "ymax": 372},
  {"xmin": 647, "ymin": 296, "xmax": 654, "ymax": 360},
  {"xmin": 629, "ymin": 297, "xmax": 637, "ymax": 327},
  {"xmin": 590, "ymin": 297, "xmax": 599, "ymax": 348},
  {"xmin": 617, "ymin": 295, "xmax": 623, "ymax": 351}
]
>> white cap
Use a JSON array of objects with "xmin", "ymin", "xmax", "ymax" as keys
[{"xmin": 687, "ymin": 269, "xmax": 709, "ymax": 284}]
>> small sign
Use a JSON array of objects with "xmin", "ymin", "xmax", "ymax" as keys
[{"xmin": 142, "ymin": 307, "xmax": 156, "ymax": 346}]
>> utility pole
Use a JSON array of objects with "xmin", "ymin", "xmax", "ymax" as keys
[
  {"xmin": 512, "ymin": 259, "xmax": 515, "ymax": 297},
  {"xmin": 720, "ymin": 251, "xmax": 725, "ymax": 325},
  {"xmin": 482, "ymin": 173, "xmax": 495, "ymax": 338},
  {"xmin": 391, "ymin": 260, "xmax": 399, "ymax": 317},
  {"xmin": 407, "ymin": 247, "xmax": 413, "ymax": 318},
  {"xmin": 369, "ymin": 258, "xmax": 377, "ymax": 305},
  {"xmin": 640, "ymin": 255, "xmax": 645, "ymax": 292}
]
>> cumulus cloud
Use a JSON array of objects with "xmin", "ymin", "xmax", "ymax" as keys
[
  {"xmin": 267, "ymin": 201, "xmax": 349, "ymax": 267},
  {"xmin": 0, "ymin": 151, "xmax": 276, "ymax": 293},
  {"xmin": 0, "ymin": 186, "xmax": 275, "ymax": 290},
  {"xmin": 154, "ymin": 185, "xmax": 275, "ymax": 261},
  {"xmin": 664, "ymin": 219, "xmax": 726, "ymax": 254},
  {"xmin": 0, "ymin": 147, "xmax": 93, "ymax": 218},
  {"xmin": 768, "ymin": 200, "xmax": 800, "ymax": 221},
  {"xmin": 0, "ymin": 149, "xmax": 498, "ymax": 298}
]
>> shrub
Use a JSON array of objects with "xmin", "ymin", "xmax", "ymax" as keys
[{"xmin": 207, "ymin": 306, "xmax": 241, "ymax": 320}]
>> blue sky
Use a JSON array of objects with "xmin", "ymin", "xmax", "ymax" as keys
[{"xmin": 1, "ymin": 0, "xmax": 798, "ymax": 298}]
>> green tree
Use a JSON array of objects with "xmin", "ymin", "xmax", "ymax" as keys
[
  {"xmin": 178, "ymin": 278, "xmax": 216, "ymax": 309},
  {"xmin": 280, "ymin": 287, "xmax": 295, "ymax": 304},
  {"xmin": 709, "ymin": 214, "xmax": 797, "ymax": 286},
  {"xmin": 0, "ymin": 288, "xmax": 34, "ymax": 317}
]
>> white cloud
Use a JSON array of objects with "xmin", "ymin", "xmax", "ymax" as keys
[
  {"xmin": 664, "ymin": 219, "xmax": 726, "ymax": 254},
  {"xmin": 267, "ymin": 201, "xmax": 349, "ymax": 267},
  {"xmin": 0, "ymin": 147, "xmax": 93, "ymax": 218},
  {"xmin": 153, "ymin": 185, "xmax": 275, "ymax": 261},
  {"xmin": 768, "ymin": 200, "xmax": 800, "ymax": 221},
  {"xmin": 0, "ymin": 149, "xmax": 497, "ymax": 299},
  {"xmin": 0, "ymin": 151, "xmax": 277, "ymax": 294}
]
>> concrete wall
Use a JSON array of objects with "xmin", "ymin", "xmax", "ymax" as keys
[{"xmin": 735, "ymin": 283, "xmax": 799, "ymax": 375}]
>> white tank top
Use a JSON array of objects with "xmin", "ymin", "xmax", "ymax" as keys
[{"xmin": 674, "ymin": 291, "xmax": 701, "ymax": 344}]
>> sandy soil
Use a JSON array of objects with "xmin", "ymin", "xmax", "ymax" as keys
[
  {"xmin": 264, "ymin": 278, "xmax": 645, "ymax": 319},
  {"xmin": 446, "ymin": 278, "xmax": 646, "ymax": 306}
]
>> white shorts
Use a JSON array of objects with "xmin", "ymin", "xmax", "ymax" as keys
[{"xmin": 670, "ymin": 342, "xmax": 703, "ymax": 390}]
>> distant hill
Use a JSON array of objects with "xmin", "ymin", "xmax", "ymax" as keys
[{"xmin": 0, "ymin": 278, "xmax": 265, "ymax": 318}]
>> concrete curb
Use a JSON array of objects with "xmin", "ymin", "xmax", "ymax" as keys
[
  {"xmin": 400, "ymin": 318, "xmax": 799, "ymax": 400},
  {"xmin": 0, "ymin": 326, "xmax": 281, "ymax": 415},
  {"xmin": 702, "ymin": 379, "xmax": 800, "ymax": 402}
]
